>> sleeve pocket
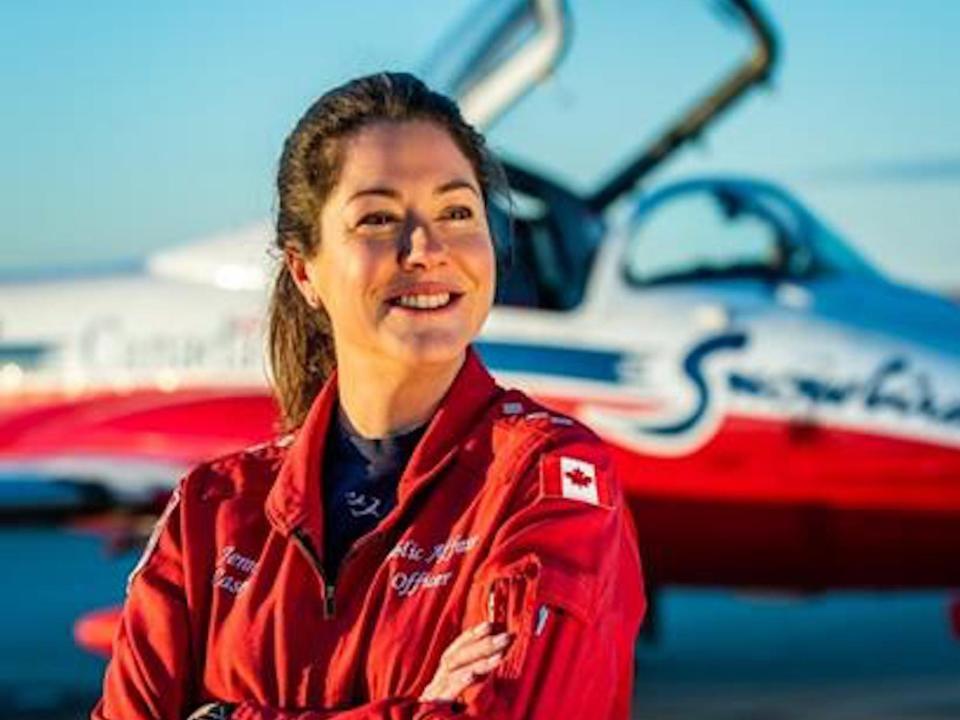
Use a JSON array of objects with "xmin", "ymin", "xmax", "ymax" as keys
[{"xmin": 481, "ymin": 553, "xmax": 595, "ymax": 679}]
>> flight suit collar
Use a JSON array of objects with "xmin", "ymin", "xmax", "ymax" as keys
[{"xmin": 265, "ymin": 347, "xmax": 501, "ymax": 553}]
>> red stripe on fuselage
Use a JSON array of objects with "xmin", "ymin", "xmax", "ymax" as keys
[{"xmin": 0, "ymin": 388, "xmax": 278, "ymax": 463}]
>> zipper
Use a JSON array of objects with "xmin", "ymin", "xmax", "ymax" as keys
[
  {"xmin": 286, "ymin": 451, "xmax": 453, "ymax": 620},
  {"xmin": 291, "ymin": 526, "xmax": 387, "ymax": 620},
  {"xmin": 290, "ymin": 527, "xmax": 336, "ymax": 619}
]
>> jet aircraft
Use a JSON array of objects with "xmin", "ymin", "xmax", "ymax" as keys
[{"xmin": 0, "ymin": 0, "xmax": 957, "ymax": 654}]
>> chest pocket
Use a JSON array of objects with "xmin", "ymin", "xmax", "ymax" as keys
[{"xmin": 476, "ymin": 553, "xmax": 595, "ymax": 680}]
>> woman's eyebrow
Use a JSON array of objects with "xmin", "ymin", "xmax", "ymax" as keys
[
  {"xmin": 347, "ymin": 186, "xmax": 400, "ymax": 203},
  {"xmin": 346, "ymin": 179, "xmax": 479, "ymax": 204},
  {"xmin": 434, "ymin": 178, "xmax": 480, "ymax": 197}
]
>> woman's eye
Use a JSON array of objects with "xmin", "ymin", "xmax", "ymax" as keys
[
  {"xmin": 442, "ymin": 206, "xmax": 474, "ymax": 221},
  {"xmin": 358, "ymin": 211, "xmax": 399, "ymax": 228}
]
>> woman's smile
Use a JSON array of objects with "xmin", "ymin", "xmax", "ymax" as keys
[{"xmin": 384, "ymin": 281, "xmax": 466, "ymax": 313}]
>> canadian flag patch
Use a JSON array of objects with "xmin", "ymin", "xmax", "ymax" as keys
[
  {"xmin": 541, "ymin": 447, "xmax": 612, "ymax": 507},
  {"xmin": 560, "ymin": 457, "xmax": 599, "ymax": 505}
]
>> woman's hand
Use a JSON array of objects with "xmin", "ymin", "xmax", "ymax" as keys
[{"xmin": 419, "ymin": 621, "xmax": 512, "ymax": 703}]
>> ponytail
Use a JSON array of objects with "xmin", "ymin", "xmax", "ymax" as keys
[{"xmin": 267, "ymin": 263, "xmax": 336, "ymax": 430}]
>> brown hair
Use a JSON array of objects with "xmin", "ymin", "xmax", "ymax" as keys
[{"xmin": 268, "ymin": 72, "xmax": 508, "ymax": 430}]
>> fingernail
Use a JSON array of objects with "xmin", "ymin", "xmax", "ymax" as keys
[
  {"xmin": 488, "ymin": 652, "xmax": 503, "ymax": 665},
  {"xmin": 493, "ymin": 632, "xmax": 510, "ymax": 647}
]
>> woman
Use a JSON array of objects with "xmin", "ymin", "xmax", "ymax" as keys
[{"xmin": 93, "ymin": 72, "xmax": 645, "ymax": 720}]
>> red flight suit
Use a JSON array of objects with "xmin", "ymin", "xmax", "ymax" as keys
[{"xmin": 93, "ymin": 349, "xmax": 646, "ymax": 719}]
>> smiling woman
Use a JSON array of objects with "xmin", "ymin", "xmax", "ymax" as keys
[
  {"xmin": 92, "ymin": 72, "xmax": 646, "ymax": 720},
  {"xmin": 283, "ymin": 119, "xmax": 497, "ymax": 437}
]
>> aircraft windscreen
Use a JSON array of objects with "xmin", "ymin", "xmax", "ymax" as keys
[
  {"xmin": 625, "ymin": 182, "xmax": 885, "ymax": 287},
  {"xmin": 432, "ymin": 0, "xmax": 757, "ymax": 196}
]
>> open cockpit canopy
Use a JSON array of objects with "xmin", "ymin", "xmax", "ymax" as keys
[{"xmin": 424, "ymin": 0, "xmax": 778, "ymax": 309}]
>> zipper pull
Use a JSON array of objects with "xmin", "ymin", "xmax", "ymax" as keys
[
  {"xmin": 324, "ymin": 584, "xmax": 336, "ymax": 618},
  {"xmin": 291, "ymin": 527, "xmax": 336, "ymax": 619}
]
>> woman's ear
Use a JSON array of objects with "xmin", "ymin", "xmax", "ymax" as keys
[{"xmin": 284, "ymin": 247, "xmax": 319, "ymax": 308}]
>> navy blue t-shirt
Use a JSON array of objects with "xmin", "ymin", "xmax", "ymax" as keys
[{"xmin": 322, "ymin": 406, "xmax": 425, "ymax": 580}]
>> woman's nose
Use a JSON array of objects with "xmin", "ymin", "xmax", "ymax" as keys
[{"xmin": 400, "ymin": 222, "xmax": 447, "ymax": 269}]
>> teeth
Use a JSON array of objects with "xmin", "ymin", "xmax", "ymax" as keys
[{"xmin": 396, "ymin": 293, "xmax": 451, "ymax": 310}]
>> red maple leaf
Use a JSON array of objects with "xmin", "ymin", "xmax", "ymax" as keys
[{"xmin": 565, "ymin": 468, "xmax": 593, "ymax": 488}]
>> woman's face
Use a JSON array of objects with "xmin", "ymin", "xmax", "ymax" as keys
[{"xmin": 291, "ymin": 120, "xmax": 496, "ymax": 373}]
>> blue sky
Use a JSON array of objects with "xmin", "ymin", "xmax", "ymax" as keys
[{"xmin": 1, "ymin": 0, "xmax": 957, "ymax": 290}]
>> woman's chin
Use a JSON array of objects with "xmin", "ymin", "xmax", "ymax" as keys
[{"xmin": 382, "ymin": 331, "xmax": 471, "ymax": 370}]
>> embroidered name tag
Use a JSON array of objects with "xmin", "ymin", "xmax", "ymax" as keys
[
  {"xmin": 212, "ymin": 545, "xmax": 258, "ymax": 595},
  {"xmin": 390, "ymin": 570, "xmax": 453, "ymax": 597},
  {"xmin": 386, "ymin": 534, "xmax": 479, "ymax": 597}
]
